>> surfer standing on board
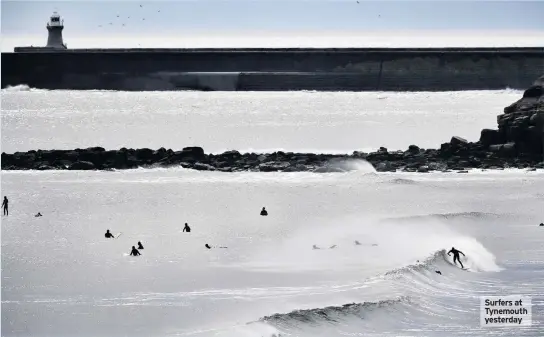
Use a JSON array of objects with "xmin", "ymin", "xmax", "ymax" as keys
[
  {"xmin": 2, "ymin": 196, "xmax": 8, "ymax": 216},
  {"xmin": 447, "ymin": 247, "xmax": 466, "ymax": 268}
]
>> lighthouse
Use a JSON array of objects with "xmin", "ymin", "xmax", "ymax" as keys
[{"xmin": 46, "ymin": 12, "xmax": 67, "ymax": 49}]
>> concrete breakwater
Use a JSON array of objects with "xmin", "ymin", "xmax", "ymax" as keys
[
  {"xmin": 2, "ymin": 75, "xmax": 543, "ymax": 172},
  {"xmin": 2, "ymin": 47, "xmax": 543, "ymax": 91}
]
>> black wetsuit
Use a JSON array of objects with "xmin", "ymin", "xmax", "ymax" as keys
[
  {"xmin": 105, "ymin": 231, "xmax": 115, "ymax": 238},
  {"xmin": 183, "ymin": 224, "xmax": 191, "ymax": 232},
  {"xmin": 2, "ymin": 197, "xmax": 8, "ymax": 216},
  {"xmin": 130, "ymin": 247, "xmax": 141, "ymax": 256},
  {"xmin": 260, "ymin": 208, "xmax": 268, "ymax": 216},
  {"xmin": 137, "ymin": 242, "xmax": 144, "ymax": 249},
  {"xmin": 448, "ymin": 248, "xmax": 465, "ymax": 268}
]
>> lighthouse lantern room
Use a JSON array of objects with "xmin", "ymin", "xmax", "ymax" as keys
[{"xmin": 46, "ymin": 12, "xmax": 67, "ymax": 49}]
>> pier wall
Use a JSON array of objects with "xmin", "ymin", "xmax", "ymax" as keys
[{"xmin": 2, "ymin": 48, "xmax": 543, "ymax": 91}]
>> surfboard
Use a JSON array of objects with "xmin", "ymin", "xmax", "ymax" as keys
[{"xmin": 115, "ymin": 232, "xmax": 122, "ymax": 239}]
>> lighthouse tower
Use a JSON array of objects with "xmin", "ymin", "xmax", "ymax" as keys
[{"xmin": 46, "ymin": 12, "xmax": 67, "ymax": 49}]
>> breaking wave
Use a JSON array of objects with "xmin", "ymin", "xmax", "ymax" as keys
[
  {"xmin": 244, "ymin": 242, "xmax": 500, "ymax": 336},
  {"xmin": 261, "ymin": 297, "xmax": 409, "ymax": 326},
  {"xmin": 313, "ymin": 159, "xmax": 377, "ymax": 173},
  {"xmin": 2, "ymin": 84, "xmax": 34, "ymax": 92}
]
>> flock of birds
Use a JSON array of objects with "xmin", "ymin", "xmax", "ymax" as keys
[
  {"xmin": 96, "ymin": 2, "xmax": 379, "ymax": 30},
  {"xmin": 97, "ymin": 4, "xmax": 159, "ymax": 29}
]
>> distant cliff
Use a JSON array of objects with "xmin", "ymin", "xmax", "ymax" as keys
[{"xmin": 2, "ymin": 47, "xmax": 543, "ymax": 91}]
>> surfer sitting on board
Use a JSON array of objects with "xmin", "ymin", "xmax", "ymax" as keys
[
  {"xmin": 130, "ymin": 246, "xmax": 141, "ymax": 256},
  {"xmin": 183, "ymin": 223, "xmax": 191, "ymax": 232},
  {"xmin": 137, "ymin": 241, "xmax": 144, "ymax": 249},
  {"xmin": 260, "ymin": 207, "xmax": 268, "ymax": 216},
  {"xmin": 105, "ymin": 230, "xmax": 115, "ymax": 238},
  {"xmin": 447, "ymin": 247, "xmax": 466, "ymax": 268}
]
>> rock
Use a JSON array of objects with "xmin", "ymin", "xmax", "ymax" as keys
[
  {"xmin": 374, "ymin": 162, "xmax": 396, "ymax": 172},
  {"xmin": 407, "ymin": 145, "xmax": 420, "ymax": 154},
  {"xmin": 522, "ymin": 85, "xmax": 543, "ymax": 98},
  {"xmin": 257, "ymin": 162, "xmax": 291, "ymax": 172},
  {"xmin": 450, "ymin": 136, "xmax": 468, "ymax": 147},
  {"xmin": 68, "ymin": 161, "xmax": 96, "ymax": 170},
  {"xmin": 417, "ymin": 165, "xmax": 429, "ymax": 173},
  {"xmin": 427, "ymin": 162, "xmax": 447, "ymax": 171},
  {"xmin": 135, "ymin": 148, "xmax": 155, "ymax": 161},
  {"xmin": 480, "ymin": 129, "xmax": 501, "ymax": 146},
  {"xmin": 193, "ymin": 163, "xmax": 216, "ymax": 171}
]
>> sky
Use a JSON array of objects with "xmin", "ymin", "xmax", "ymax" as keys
[{"xmin": 1, "ymin": 1, "xmax": 543, "ymax": 51}]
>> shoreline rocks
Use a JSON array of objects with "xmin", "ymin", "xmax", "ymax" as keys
[
  {"xmin": 2, "ymin": 76, "xmax": 543, "ymax": 173},
  {"xmin": 2, "ymin": 141, "xmax": 543, "ymax": 173}
]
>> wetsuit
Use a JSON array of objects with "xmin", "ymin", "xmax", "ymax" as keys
[
  {"xmin": 448, "ymin": 248, "xmax": 465, "ymax": 268},
  {"xmin": 2, "ymin": 197, "xmax": 8, "ymax": 216}
]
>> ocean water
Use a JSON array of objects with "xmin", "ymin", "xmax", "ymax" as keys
[
  {"xmin": 1, "ymin": 88, "xmax": 543, "ymax": 337},
  {"xmin": 0, "ymin": 87, "xmax": 523, "ymax": 154}
]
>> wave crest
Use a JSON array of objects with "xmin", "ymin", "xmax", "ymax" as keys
[
  {"xmin": 260, "ymin": 296, "xmax": 408, "ymax": 326},
  {"xmin": 314, "ymin": 159, "xmax": 376, "ymax": 173},
  {"xmin": 2, "ymin": 84, "xmax": 33, "ymax": 92}
]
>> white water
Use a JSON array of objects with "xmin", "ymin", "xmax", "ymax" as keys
[{"xmin": 2, "ymin": 89, "xmax": 543, "ymax": 336}]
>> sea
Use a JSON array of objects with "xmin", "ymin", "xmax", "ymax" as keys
[{"xmin": 1, "ymin": 86, "xmax": 543, "ymax": 337}]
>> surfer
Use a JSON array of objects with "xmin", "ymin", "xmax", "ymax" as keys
[
  {"xmin": 205, "ymin": 244, "xmax": 227, "ymax": 249},
  {"xmin": 539, "ymin": 223, "xmax": 543, "ymax": 226},
  {"xmin": 260, "ymin": 207, "xmax": 268, "ymax": 216},
  {"xmin": 354, "ymin": 240, "xmax": 361, "ymax": 245},
  {"xmin": 35, "ymin": 212, "xmax": 42, "ymax": 217},
  {"xmin": 183, "ymin": 223, "xmax": 191, "ymax": 232},
  {"xmin": 137, "ymin": 241, "xmax": 144, "ymax": 249},
  {"xmin": 105, "ymin": 230, "xmax": 115, "ymax": 238},
  {"xmin": 312, "ymin": 245, "xmax": 320, "ymax": 250},
  {"xmin": 447, "ymin": 247, "xmax": 466, "ymax": 268},
  {"xmin": 2, "ymin": 196, "xmax": 8, "ymax": 216},
  {"xmin": 130, "ymin": 246, "xmax": 141, "ymax": 256}
]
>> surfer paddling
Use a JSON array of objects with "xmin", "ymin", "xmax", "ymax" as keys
[
  {"xmin": 205, "ymin": 244, "xmax": 227, "ymax": 249},
  {"xmin": 447, "ymin": 247, "xmax": 466, "ymax": 269}
]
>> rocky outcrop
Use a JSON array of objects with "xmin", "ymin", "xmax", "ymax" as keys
[
  {"xmin": 481, "ymin": 81, "xmax": 544, "ymax": 155},
  {"xmin": 2, "ymin": 76, "xmax": 543, "ymax": 173}
]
